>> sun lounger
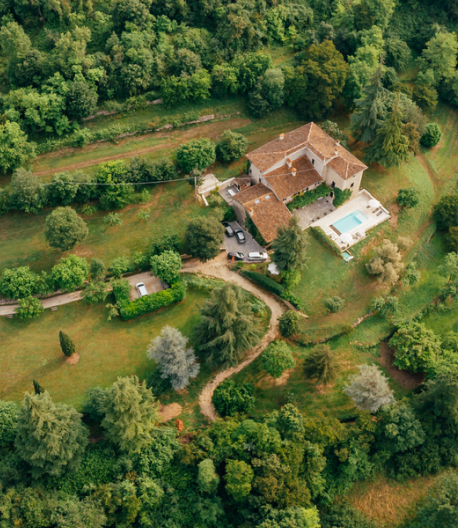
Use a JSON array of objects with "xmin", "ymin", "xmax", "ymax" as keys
[{"xmin": 376, "ymin": 210, "xmax": 383, "ymax": 216}]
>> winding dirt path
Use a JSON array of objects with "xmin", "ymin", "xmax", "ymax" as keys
[{"xmin": 181, "ymin": 254, "xmax": 286, "ymax": 421}]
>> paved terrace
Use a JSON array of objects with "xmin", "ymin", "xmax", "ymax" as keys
[{"xmin": 310, "ymin": 189, "xmax": 390, "ymax": 249}]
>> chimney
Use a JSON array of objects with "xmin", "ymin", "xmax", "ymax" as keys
[
  {"xmin": 291, "ymin": 168, "xmax": 297, "ymax": 177},
  {"xmin": 279, "ymin": 133, "xmax": 284, "ymax": 141},
  {"xmin": 334, "ymin": 149, "xmax": 338, "ymax": 156},
  {"xmin": 249, "ymin": 209, "xmax": 254, "ymax": 217},
  {"xmin": 286, "ymin": 158, "xmax": 292, "ymax": 168}
]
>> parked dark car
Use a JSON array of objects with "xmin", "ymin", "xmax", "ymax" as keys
[
  {"xmin": 234, "ymin": 229, "xmax": 246, "ymax": 244},
  {"xmin": 227, "ymin": 252, "xmax": 244, "ymax": 261},
  {"xmin": 222, "ymin": 221, "xmax": 235, "ymax": 237}
]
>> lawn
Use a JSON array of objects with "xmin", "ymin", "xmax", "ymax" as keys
[
  {"xmin": 0, "ymin": 181, "xmax": 208, "ymax": 273},
  {"xmin": 0, "ymin": 288, "xmax": 208, "ymax": 410}
]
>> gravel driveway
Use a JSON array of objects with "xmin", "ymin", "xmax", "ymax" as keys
[{"xmin": 224, "ymin": 221, "xmax": 266, "ymax": 262}]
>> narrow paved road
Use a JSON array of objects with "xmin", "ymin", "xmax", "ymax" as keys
[{"xmin": 182, "ymin": 254, "xmax": 286, "ymax": 421}]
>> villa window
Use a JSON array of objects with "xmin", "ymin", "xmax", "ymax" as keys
[
  {"xmin": 259, "ymin": 178, "xmax": 261, "ymax": 183},
  {"xmin": 351, "ymin": 182, "xmax": 354, "ymax": 188},
  {"xmin": 312, "ymin": 159, "xmax": 315, "ymax": 165}
]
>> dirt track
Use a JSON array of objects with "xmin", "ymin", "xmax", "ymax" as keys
[{"xmin": 181, "ymin": 254, "xmax": 286, "ymax": 421}]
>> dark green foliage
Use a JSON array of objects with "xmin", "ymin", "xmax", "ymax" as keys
[
  {"xmin": 333, "ymin": 188, "xmax": 352, "ymax": 207},
  {"xmin": 376, "ymin": 402, "xmax": 424, "ymax": 455},
  {"xmin": 0, "ymin": 400, "xmax": 18, "ymax": 447},
  {"xmin": 176, "ymin": 139, "xmax": 216, "ymax": 173},
  {"xmin": 149, "ymin": 232, "xmax": 183, "ymax": 257},
  {"xmin": 33, "ymin": 379, "xmax": 44, "ymax": 395},
  {"xmin": 108, "ymin": 255, "xmax": 131, "ymax": 278},
  {"xmin": 410, "ymin": 470, "xmax": 458, "ymax": 528},
  {"xmin": 262, "ymin": 341, "xmax": 296, "ymax": 379},
  {"xmin": 9, "ymin": 168, "xmax": 47, "ymax": 213},
  {"xmin": 240, "ymin": 270, "xmax": 285, "ymax": 296},
  {"xmin": 272, "ymin": 217, "xmax": 308, "ymax": 272},
  {"xmin": 371, "ymin": 296, "xmax": 399, "ymax": 317},
  {"xmin": 15, "ymin": 391, "xmax": 88, "ymax": 478},
  {"xmin": 247, "ymin": 69, "xmax": 285, "ymax": 118},
  {"xmin": 434, "ymin": 194, "xmax": 458, "ymax": 231},
  {"xmin": 45, "ymin": 207, "xmax": 88, "ymax": 251},
  {"xmin": 66, "ymin": 81, "xmax": 98, "ymax": 119},
  {"xmin": 324, "ymin": 296, "xmax": 344, "ymax": 313},
  {"xmin": 320, "ymin": 504, "xmax": 377, "ymax": 528},
  {"xmin": 116, "ymin": 281, "xmax": 186, "ymax": 320},
  {"xmin": 82, "ymin": 387, "xmax": 107, "ymax": 421},
  {"xmin": 184, "ymin": 217, "xmax": 224, "ymax": 262},
  {"xmin": 304, "ymin": 345, "xmax": 338, "ymax": 385},
  {"xmin": 145, "ymin": 368, "xmax": 173, "ymax": 397},
  {"xmin": 421, "ymin": 123, "xmax": 442, "ymax": 147},
  {"xmin": 287, "ymin": 184, "xmax": 331, "ymax": 211},
  {"xmin": 216, "ymin": 130, "xmax": 248, "ymax": 163},
  {"xmin": 321, "ymin": 120, "xmax": 348, "ymax": 148},
  {"xmin": 127, "ymin": 156, "xmax": 176, "ymax": 183},
  {"xmin": 310, "ymin": 226, "xmax": 342, "ymax": 256},
  {"xmin": 82, "ymin": 281, "xmax": 108, "ymax": 304},
  {"xmin": 59, "ymin": 331, "xmax": 75, "ymax": 357},
  {"xmin": 197, "ymin": 458, "xmax": 220, "ymax": 493},
  {"xmin": 89, "ymin": 258, "xmax": 106, "ymax": 280},
  {"xmin": 397, "ymin": 187, "xmax": 420, "ymax": 208},
  {"xmin": 390, "ymin": 322, "xmax": 442, "ymax": 373},
  {"xmin": 195, "ymin": 283, "xmax": 260, "ymax": 366},
  {"xmin": 212, "ymin": 380, "xmax": 255, "ymax": 417},
  {"xmin": 279, "ymin": 310, "xmax": 301, "ymax": 338}
]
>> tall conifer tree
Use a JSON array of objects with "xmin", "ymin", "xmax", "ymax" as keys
[
  {"xmin": 15, "ymin": 391, "xmax": 88, "ymax": 477},
  {"xmin": 365, "ymin": 92, "xmax": 410, "ymax": 168},
  {"xmin": 272, "ymin": 217, "xmax": 308, "ymax": 272},
  {"xmin": 59, "ymin": 331, "xmax": 75, "ymax": 357}
]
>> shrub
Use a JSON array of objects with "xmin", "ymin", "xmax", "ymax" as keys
[
  {"xmin": 279, "ymin": 310, "xmax": 301, "ymax": 338},
  {"xmin": 112, "ymin": 278, "xmax": 131, "ymax": 303},
  {"xmin": 176, "ymin": 138, "xmax": 216, "ymax": 173},
  {"xmin": 324, "ymin": 296, "xmax": 344, "ymax": 313},
  {"xmin": 371, "ymin": 296, "xmax": 399, "ymax": 317},
  {"xmin": 216, "ymin": 130, "xmax": 248, "ymax": 163},
  {"xmin": 310, "ymin": 226, "xmax": 342, "ymax": 256},
  {"xmin": 420, "ymin": 123, "xmax": 442, "ymax": 147},
  {"xmin": 108, "ymin": 256, "xmax": 131, "ymax": 278},
  {"xmin": 150, "ymin": 250, "xmax": 182, "ymax": 284},
  {"xmin": 366, "ymin": 239, "xmax": 403, "ymax": 283},
  {"xmin": 117, "ymin": 282, "xmax": 186, "ymax": 320},
  {"xmin": 82, "ymin": 387, "xmax": 107, "ymax": 422},
  {"xmin": 304, "ymin": 344, "xmax": 338, "ymax": 384},
  {"xmin": 44, "ymin": 207, "xmax": 88, "ymax": 251},
  {"xmin": 212, "ymin": 380, "xmax": 255, "ymax": 417},
  {"xmin": 0, "ymin": 266, "xmax": 37, "ymax": 299},
  {"xmin": 149, "ymin": 233, "xmax": 182, "ymax": 257},
  {"xmin": 0, "ymin": 400, "xmax": 19, "ymax": 447},
  {"xmin": 16, "ymin": 296, "xmax": 44, "ymax": 319},
  {"xmin": 261, "ymin": 341, "xmax": 296, "ymax": 378},
  {"xmin": 397, "ymin": 187, "xmax": 420, "ymax": 208},
  {"xmin": 240, "ymin": 270, "xmax": 285, "ymax": 296},
  {"xmin": 51, "ymin": 255, "xmax": 89, "ymax": 292},
  {"xmin": 333, "ymin": 187, "xmax": 352, "ymax": 207},
  {"xmin": 81, "ymin": 281, "xmax": 108, "ymax": 304}
]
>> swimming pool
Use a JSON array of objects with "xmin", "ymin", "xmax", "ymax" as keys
[{"xmin": 333, "ymin": 210, "xmax": 368, "ymax": 233}]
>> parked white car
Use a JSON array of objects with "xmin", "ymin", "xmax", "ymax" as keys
[
  {"xmin": 136, "ymin": 282, "xmax": 148, "ymax": 297},
  {"xmin": 247, "ymin": 252, "xmax": 268, "ymax": 261}
]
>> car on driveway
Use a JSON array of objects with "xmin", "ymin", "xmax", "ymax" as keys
[
  {"xmin": 234, "ymin": 229, "xmax": 246, "ymax": 244},
  {"xmin": 222, "ymin": 221, "xmax": 235, "ymax": 237},
  {"xmin": 136, "ymin": 282, "xmax": 148, "ymax": 297},
  {"xmin": 227, "ymin": 252, "xmax": 244, "ymax": 261},
  {"xmin": 247, "ymin": 251, "xmax": 268, "ymax": 261}
]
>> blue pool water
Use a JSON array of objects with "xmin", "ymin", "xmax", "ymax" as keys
[{"xmin": 333, "ymin": 210, "xmax": 368, "ymax": 233}]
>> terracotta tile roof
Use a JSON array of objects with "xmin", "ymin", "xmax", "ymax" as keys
[
  {"xmin": 246, "ymin": 122, "xmax": 367, "ymax": 180},
  {"xmin": 264, "ymin": 156, "xmax": 323, "ymax": 200},
  {"xmin": 233, "ymin": 183, "xmax": 291, "ymax": 242}
]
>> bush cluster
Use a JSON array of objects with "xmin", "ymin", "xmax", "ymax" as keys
[
  {"xmin": 240, "ymin": 270, "xmax": 285, "ymax": 297},
  {"xmin": 287, "ymin": 184, "xmax": 331, "ymax": 211}
]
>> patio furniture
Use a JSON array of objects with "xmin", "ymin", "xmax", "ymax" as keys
[
  {"xmin": 227, "ymin": 189, "xmax": 235, "ymax": 197},
  {"xmin": 376, "ymin": 210, "xmax": 383, "ymax": 216}
]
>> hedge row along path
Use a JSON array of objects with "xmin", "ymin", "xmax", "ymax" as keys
[{"xmin": 182, "ymin": 253, "xmax": 286, "ymax": 422}]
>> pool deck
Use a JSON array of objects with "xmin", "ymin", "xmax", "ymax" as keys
[{"xmin": 310, "ymin": 189, "xmax": 390, "ymax": 250}]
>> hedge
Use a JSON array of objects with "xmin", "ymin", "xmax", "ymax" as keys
[
  {"xmin": 115, "ymin": 281, "xmax": 186, "ymax": 320},
  {"xmin": 240, "ymin": 270, "xmax": 285, "ymax": 296},
  {"xmin": 287, "ymin": 184, "xmax": 330, "ymax": 211},
  {"xmin": 310, "ymin": 226, "xmax": 342, "ymax": 256}
]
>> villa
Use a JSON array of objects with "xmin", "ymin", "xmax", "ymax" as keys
[{"xmin": 228, "ymin": 122, "xmax": 390, "ymax": 247}]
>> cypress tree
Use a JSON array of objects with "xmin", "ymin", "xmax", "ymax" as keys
[
  {"xmin": 365, "ymin": 92, "xmax": 410, "ymax": 168},
  {"xmin": 59, "ymin": 331, "xmax": 75, "ymax": 357},
  {"xmin": 33, "ymin": 379, "xmax": 44, "ymax": 395},
  {"xmin": 15, "ymin": 391, "xmax": 88, "ymax": 477},
  {"xmin": 350, "ymin": 62, "xmax": 388, "ymax": 143}
]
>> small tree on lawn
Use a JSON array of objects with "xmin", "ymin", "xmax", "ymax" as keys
[
  {"xmin": 90, "ymin": 258, "xmax": 106, "ymax": 280},
  {"xmin": 195, "ymin": 284, "xmax": 260, "ymax": 366},
  {"xmin": 420, "ymin": 123, "xmax": 442, "ymax": 148},
  {"xmin": 100, "ymin": 376, "xmax": 159, "ymax": 454},
  {"xmin": 59, "ymin": 331, "xmax": 75, "ymax": 357},
  {"xmin": 15, "ymin": 391, "xmax": 88, "ymax": 477},
  {"xmin": 389, "ymin": 321, "xmax": 442, "ymax": 373},
  {"xmin": 323, "ymin": 296, "xmax": 344, "ymax": 313},
  {"xmin": 261, "ymin": 341, "xmax": 296, "ymax": 379},
  {"xmin": 150, "ymin": 250, "xmax": 182, "ymax": 284},
  {"xmin": 16, "ymin": 296, "xmax": 44, "ymax": 319},
  {"xmin": 147, "ymin": 326, "xmax": 199, "ymax": 391},
  {"xmin": 51, "ymin": 255, "xmax": 89, "ymax": 292},
  {"xmin": 45, "ymin": 207, "xmax": 88, "ymax": 251},
  {"xmin": 279, "ymin": 310, "xmax": 301, "ymax": 338},
  {"xmin": 397, "ymin": 188, "xmax": 420, "ymax": 209},
  {"xmin": 272, "ymin": 217, "xmax": 308, "ymax": 272},
  {"xmin": 216, "ymin": 130, "xmax": 248, "ymax": 163},
  {"xmin": 184, "ymin": 217, "xmax": 224, "ymax": 262},
  {"xmin": 33, "ymin": 379, "xmax": 44, "ymax": 395},
  {"xmin": 366, "ymin": 239, "xmax": 403, "ymax": 283},
  {"xmin": 344, "ymin": 364, "xmax": 395, "ymax": 412},
  {"xmin": 176, "ymin": 138, "xmax": 216, "ymax": 173},
  {"xmin": 0, "ymin": 266, "xmax": 37, "ymax": 299},
  {"xmin": 304, "ymin": 344, "xmax": 338, "ymax": 385}
]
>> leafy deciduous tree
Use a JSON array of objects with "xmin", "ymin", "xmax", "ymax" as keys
[
  {"xmin": 216, "ymin": 130, "xmax": 248, "ymax": 163},
  {"xmin": 150, "ymin": 250, "xmax": 182, "ymax": 285},
  {"xmin": 16, "ymin": 296, "xmax": 44, "ymax": 319},
  {"xmin": 261, "ymin": 341, "xmax": 296, "ymax": 379},
  {"xmin": 197, "ymin": 459, "xmax": 220, "ymax": 493},
  {"xmin": 366, "ymin": 239, "xmax": 403, "ymax": 283},
  {"xmin": 344, "ymin": 364, "xmax": 395, "ymax": 412},
  {"xmin": 45, "ymin": 207, "xmax": 88, "ymax": 251},
  {"xmin": 184, "ymin": 217, "xmax": 224, "ymax": 262},
  {"xmin": 51, "ymin": 255, "xmax": 89, "ymax": 292},
  {"xmin": 176, "ymin": 139, "xmax": 216, "ymax": 173},
  {"xmin": 225, "ymin": 460, "xmax": 254, "ymax": 502},
  {"xmin": 0, "ymin": 121, "xmax": 36, "ymax": 174}
]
